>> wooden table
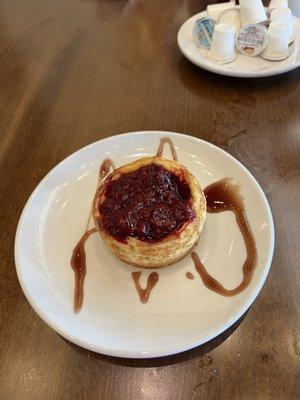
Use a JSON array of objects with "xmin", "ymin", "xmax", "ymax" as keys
[{"xmin": 0, "ymin": 0, "xmax": 299, "ymax": 398}]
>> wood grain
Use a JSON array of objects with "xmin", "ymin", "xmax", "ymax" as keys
[{"xmin": 0, "ymin": 0, "xmax": 299, "ymax": 399}]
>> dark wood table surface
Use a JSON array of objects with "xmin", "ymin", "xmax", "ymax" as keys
[{"xmin": 0, "ymin": 0, "xmax": 299, "ymax": 398}]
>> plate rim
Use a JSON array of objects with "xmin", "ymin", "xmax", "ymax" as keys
[
  {"xmin": 177, "ymin": 11, "xmax": 300, "ymax": 78},
  {"xmin": 14, "ymin": 130, "xmax": 275, "ymax": 358}
]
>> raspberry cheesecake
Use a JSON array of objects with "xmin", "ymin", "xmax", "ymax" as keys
[{"xmin": 93, "ymin": 156, "xmax": 206, "ymax": 268}]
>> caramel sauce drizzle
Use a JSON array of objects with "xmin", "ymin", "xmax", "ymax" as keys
[
  {"xmin": 71, "ymin": 228, "xmax": 97, "ymax": 313},
  {"xmin": 99, "ymin": 158, "xmax": 116, "ymax": 181},
  {"xmin": 191, "ymin": 178, "xmax": 257, "ymax": 296},
  {"xmin": 131, "ymin": 271, "xmax": 159, "ymax": 303},
  {"xmin": 70, "ymin": 158, "xmax": 115, "ymax": 313},
  {"xmin": 185, "ymin": 271, "xmax": 194, "ymax": 280},
  {"xmin": 70, "ymin": 138, "xmax": 257, "ymax": 313},
  {"xmin": 156, "ymin": 137, "xmax": 178, "ymax": 161}
]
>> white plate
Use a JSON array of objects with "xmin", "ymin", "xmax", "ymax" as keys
[
  {"xmin": 15, "ymin": 131, "xmax": 274, "ymax": 358},
  {"xmin": 178, "ymin": 11, "xmax": 300, "ymax": 78}
]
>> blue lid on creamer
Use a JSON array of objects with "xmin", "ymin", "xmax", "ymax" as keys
[{"xmin": 193, "ymin": 17, "xmax": 217, "ymax": 50}]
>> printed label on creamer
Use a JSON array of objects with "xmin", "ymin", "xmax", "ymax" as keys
[
  {"xmin": 193, "ymin": 17, "xmax": 216, "ymax": 50},
  {"xmin": 236, "ymin": 24, "xmax": 267, "ymax": 56}
]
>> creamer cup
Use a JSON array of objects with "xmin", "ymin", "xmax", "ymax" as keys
[
  {"xmin": 261, "ymin": 22, "xmax": 290, "ymax": 60},
  {"xmin": 207, "ymin": 0, "xmax": 236, "ymax": 20},
  {"xmin": 218, "ymin": 7, "xmax": 242, "ymax": 33},
  {"xmin": 270, "ymin": 8, "xmax": 295, "ymax": 43},
  {"xmin": 239, "ymin": 0, "xmax": 267, "ymax": 25},
  {"xmin": 208, "ymin": 23, "xmax": 236, "ymax": 64}
]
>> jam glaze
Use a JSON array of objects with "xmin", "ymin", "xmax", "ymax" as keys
[
  {"xmin": 70, "ymin": 159, "xmax": 115, "ymax": 313},
  {"xmin": 99, "ymin": 164, "xmax": 195, "ymax": 242},
  {"xmin": 191, "ymin": 178, "xmax": 257, "ymax": 296},
  {"xmin": 131, "ymin": 271, "xmax": 159, "ymax": 303},
  {"xmin": 156, "ymin": 137, "xmax": 178, "ymax": 161}
]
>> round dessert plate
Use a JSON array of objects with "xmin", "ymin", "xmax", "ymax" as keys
[
  {"xmin": 15, "ymin": 131, "xmax": 274, "ymax": 358},
  {"xmin": 178, "ymin": 10, "xmax": 300, "ymax": 77}
]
